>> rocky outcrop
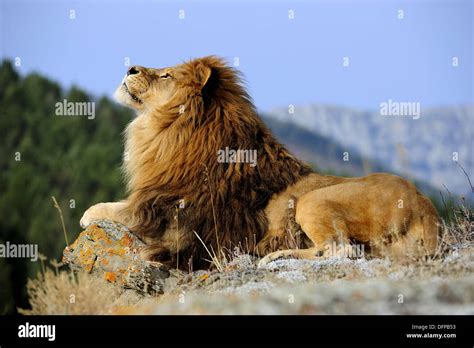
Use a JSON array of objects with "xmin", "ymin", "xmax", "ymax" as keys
[{"xmin": 62, "ymin": 220, "xmax": 175, "ymax": 295}]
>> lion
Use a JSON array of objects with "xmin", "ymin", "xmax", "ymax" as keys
[{"xmin": 80, "ymin": 56, "xmax": 439, "ymax": 269}]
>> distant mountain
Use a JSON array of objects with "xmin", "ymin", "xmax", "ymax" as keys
[
  {"xmin": 262, "ymin": 115, "xmax": 384, "ymax": 176},
  {"xmin": 262, "ymin": 115, "xmax": 444, "ymax": 201},
  {"xmin": 266, "ymin": 104, "xmax": 473, "ymax": 196}
]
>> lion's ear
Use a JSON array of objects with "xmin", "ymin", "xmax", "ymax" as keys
[{"xmin": 195, "ymin": 63, "xmax": 212, "ymax": 88}]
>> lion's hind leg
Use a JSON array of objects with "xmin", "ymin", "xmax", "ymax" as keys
[
  {"xmin": 383, "ymin": 195, "xmax": 440, "ymax": 260},
  {"xmin": 258, "ymin": 196, "xmax": 351, "ymax": 267}
]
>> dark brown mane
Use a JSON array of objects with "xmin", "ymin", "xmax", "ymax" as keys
[{"xmin": 122, "ymin": 56, "xmax": 312, "ymax": 270}]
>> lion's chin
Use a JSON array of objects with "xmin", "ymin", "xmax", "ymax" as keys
[{"xmin": 114, "ymin": 84, "xmax": 143, "ymax": 110}]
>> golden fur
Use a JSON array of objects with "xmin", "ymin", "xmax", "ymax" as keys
[{"xmin": 80, "ymin": 56, "xmax": 439, "ymax": 269}]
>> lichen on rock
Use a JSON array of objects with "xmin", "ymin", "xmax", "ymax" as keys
[{"xmin": 62, "ymin": 220, "xmax": 173, "ymax": 295}]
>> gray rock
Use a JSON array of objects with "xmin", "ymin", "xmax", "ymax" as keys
[{"xmin": 62, "ymin": 220, "xmax": 173, "ymax": 295}]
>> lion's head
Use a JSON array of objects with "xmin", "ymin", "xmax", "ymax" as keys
[
  {"xmin": 115, "ymin": 58, "xmax": 212, "ymax": 112},
  {"xmin": 116, "ymin": 56, "xmax": 313, "ymax": 269}
]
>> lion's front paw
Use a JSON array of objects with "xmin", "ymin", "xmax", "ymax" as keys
[{"xmin": 80, "ymin": 203, "xmax": 109, "ymax": 229}]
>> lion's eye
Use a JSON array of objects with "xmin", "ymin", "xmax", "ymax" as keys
[{"xmin": 159, "ymin": 73, "xmax": 172, "ymax": 79}]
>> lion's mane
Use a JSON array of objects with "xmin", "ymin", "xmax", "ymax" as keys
[{"xmin": 122, "ymin": 56, "xmax": 312, "ymax": 269}]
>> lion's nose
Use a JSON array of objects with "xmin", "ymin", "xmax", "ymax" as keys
[{"xmin": 127, "ymin": 66, "xmax": 140, "ymax": 76}]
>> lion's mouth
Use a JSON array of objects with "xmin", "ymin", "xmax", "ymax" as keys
[{"xmin": 123, "ymin": 82, "xmax": 143, "ymax": 104}]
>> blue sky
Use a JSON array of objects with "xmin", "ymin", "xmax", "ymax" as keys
[{"xmin": 1, "ymin": 0, "xmax": 472, "ymax": 112}]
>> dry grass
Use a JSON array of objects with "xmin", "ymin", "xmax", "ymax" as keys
[
  {"xmin": 19, "ymin": 268, "xmax": 117, "ymax": 315},
  {"xmin": 436, "ymin": 201, "xmax": 473, "ymax": 256},
  {"xmin": 51, "ymin": 196, "xmax": 70, "ymax": 247}
]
